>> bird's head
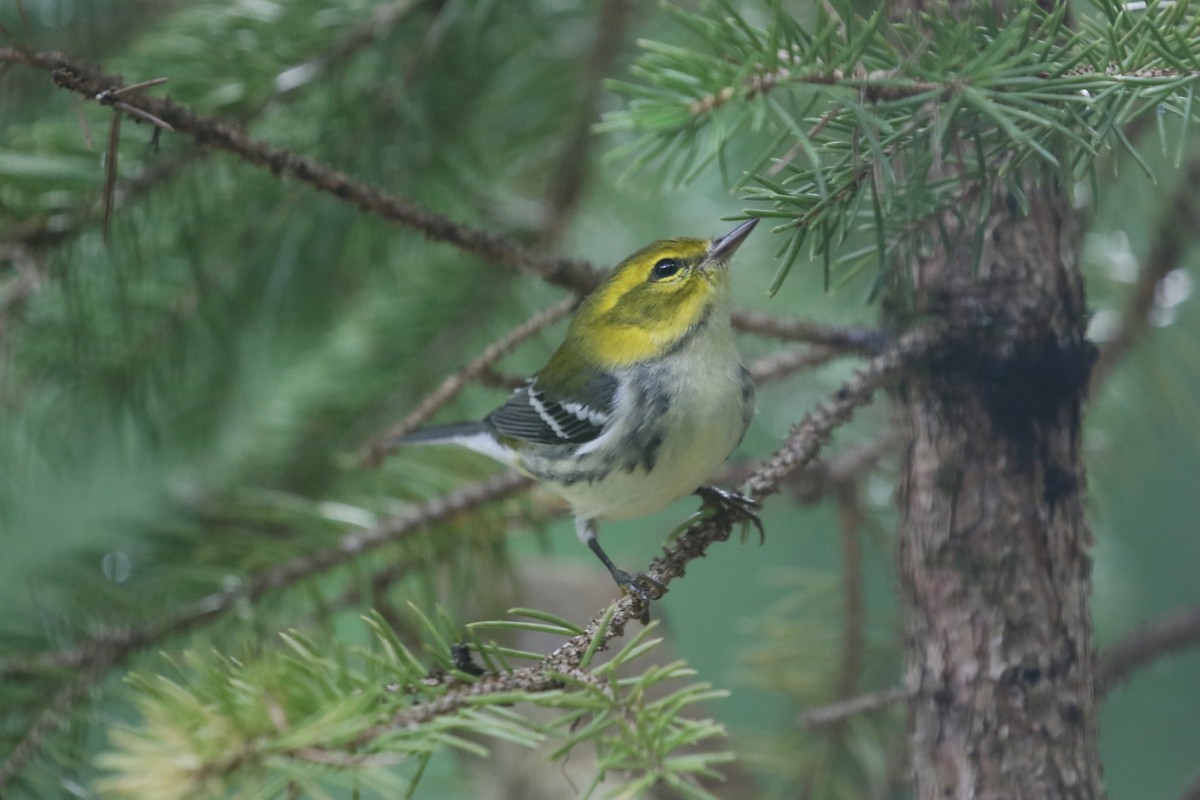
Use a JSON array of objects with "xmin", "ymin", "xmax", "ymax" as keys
[{"xmin": 566, "ymin": 219, "xmax": 758, "ymax": 368}]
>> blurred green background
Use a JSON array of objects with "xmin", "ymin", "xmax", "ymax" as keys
[{"xmin": 2, "ymin": 1, "xmax": 1198, "ymax": 797}]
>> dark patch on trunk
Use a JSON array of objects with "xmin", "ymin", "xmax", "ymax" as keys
[{"xmin": 927, "ymin": 329, "xmax": 1096, "ymax": 461}]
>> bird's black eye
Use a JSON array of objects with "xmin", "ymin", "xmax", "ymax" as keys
[{"xmin": 651, "ymin": 258, "xmax": 681, "ymax": 280}]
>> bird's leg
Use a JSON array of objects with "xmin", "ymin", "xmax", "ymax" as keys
[
  {"xmin": 576, "ymin": 517, "xmax": 664, "ymax": 623},
  {"xmin": 694, "ymin": 485, "xmax": 765, "ymax": 543}
]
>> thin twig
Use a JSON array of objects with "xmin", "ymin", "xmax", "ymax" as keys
[
  {"xmin": 360, "ymin": 296, "xmax": 577, "ymax": 466},
  {"xmin": 1090, "ymin": 155, "xmax": 1200, "ymax": 394},
  {"xmin": 731, "ymin": 309, "xmax": 883, "ymax": 351},
  {"xmin": 688, "ymin": 64, "xmax": 947, "ymax": 117},
  {"xmin": 765, "ymin": 102, "xmax": 843, "ymax": 177},
  {"xmin": 798, "ymin": 687, "xmax": 906, "ymax": 729},
  {"xmin": 1098, "ymin": 604, "xmax": 1200, "ymax": 693},
  {"xmin": 834, "ymin": 481, "xmax": 865, "ymax": 706},
  {"xmin": 101, "ymin": 112, "xmax": 120, "ymax": 241},
  {"xmin": 793, "ymin": 601, "xmax": 1200, "ymax": 732},
  {"xmin": 747, "ymin": 344, "xmax": 842, "ymax": 383}
]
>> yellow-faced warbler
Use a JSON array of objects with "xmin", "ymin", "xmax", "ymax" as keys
[{"xmin": 397, "ymin": 219, "xmax": 761, "ymax": 611}]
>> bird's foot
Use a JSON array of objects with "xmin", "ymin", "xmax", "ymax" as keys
[
  {"xmin": 610, "ymin": 568, "xmax": 665, "ymax": 624},
  {"xmin": 694, "ymin": 485, "xmax": 765, "ymax": 544}
]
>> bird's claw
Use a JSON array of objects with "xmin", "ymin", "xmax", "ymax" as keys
[
  {"xmin": 612, "ymin": 568, "xmax": 665, "ymax": 624},
  {"xmin": 695, "ymin": 485, "xmax": 765, "ymax": 544}
]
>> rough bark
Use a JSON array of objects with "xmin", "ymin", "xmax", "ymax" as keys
[{"xmin": 893, "ymin": 178, "xmax": 1104, "ymax": 798}]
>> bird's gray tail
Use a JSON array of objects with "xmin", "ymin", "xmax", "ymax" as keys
[
  {"xmin": 393, "ymin": 421, "xmax": 489, "ymax": 446},
  {"xmin": 393, "ymin": 420, "xmax": 518, "ymax": 467}
]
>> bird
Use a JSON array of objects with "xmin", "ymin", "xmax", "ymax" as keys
[{"xmin": 395, "ymin": 219, "xmax": 761, "ymax": 613}]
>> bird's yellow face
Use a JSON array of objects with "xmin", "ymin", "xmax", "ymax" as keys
[
  {"xmin": 584, "ymin": 236, "xmax": 718, "ymax": 348},
  {"xmin": 566, "ymin": 221, "xmax": 755, "ymax": 368}
]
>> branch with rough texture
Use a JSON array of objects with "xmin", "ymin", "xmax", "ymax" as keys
[{"xmin": 0, "ymin": 47, "xmax": 599, "ymax": 293}]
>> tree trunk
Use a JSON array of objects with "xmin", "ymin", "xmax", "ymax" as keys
[{"xmin": 893, "ymin": 178, "xmax": 1105, "ymax": 798}]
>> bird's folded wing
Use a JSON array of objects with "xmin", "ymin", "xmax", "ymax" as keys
[{"xmin": 485, "ymin": 371, "xmax": 617, "ymax": 445}]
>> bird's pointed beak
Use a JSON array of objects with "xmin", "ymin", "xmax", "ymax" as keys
[{"xmin": 707, "ymin": 218, "xmax": 759, "ymax": 264}]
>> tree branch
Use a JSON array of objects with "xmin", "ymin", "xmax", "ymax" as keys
[
  {"xmin": 731, "ymin": 309, "xmax": 884, "ymax": 351},
  {"xmin": 0, "ymin": 471, "xmax": 530, "ymax": 678},
  {"xmin": 0, "ymin": 652, "xmax": 118, "ymax": 791},
  {"xmin": 0, "ymin": 47, "xmax": 600, "ymax": 293},
  {"xmin": 798, "ymin": 687, "xmax": 907, "ymax": 730},
  {"xmin": 1098, "ymin": 604, "xmax": 1200, "ymax": 693},
  {"xmin": 1, "ymin": 47, "xmax": 888, "ymax": 354}
]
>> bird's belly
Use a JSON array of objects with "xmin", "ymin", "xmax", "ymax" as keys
[{"xmin": 526, "ymin": 352, "xmax": 752, "ymax": 522}]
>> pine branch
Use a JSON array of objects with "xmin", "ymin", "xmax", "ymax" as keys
[
  {"xmin": 0, "ymin": 472, "xmax": 529, "ymax": 679},
  {"xmin": 0, "ymin": 48, "xmax": 600, "ymax": 294},
  {"xmin": 19, "ymin": 325, "xmax": 935, "ymax": 791},
  {"xmin": 746, "ymin": 344, "xmax": 842, "ymax": 383},
  {"xmin": 605, "ymin": 2, "xmax": 1200, "ymax": 290},
  {"xmin": 0, "ymin": 651, "xmax": 118, "ymax": 791},
  {"xmin": 1, "ymin": 46, "xmax": 881, "ymax": 356},
  {"xmin": 834, "ymin": 481, "xmax": 866, "ymax": 706}
]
